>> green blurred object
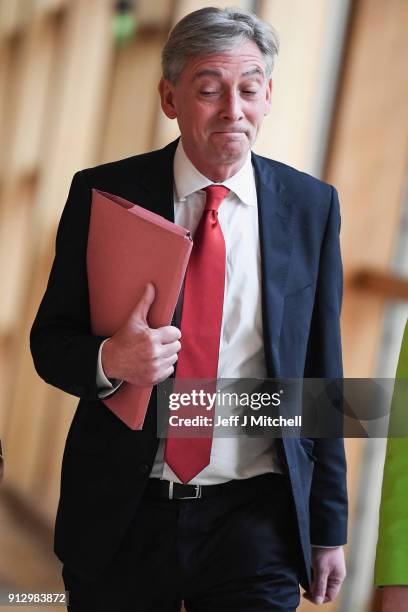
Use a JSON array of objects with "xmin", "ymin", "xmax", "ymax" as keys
[
  {"xmin": 375, "ymin": 320, "xmax": 408, "ymax": 586},
  {"xmin": 112, "ymin": 12, "xmax": 137, "ymax": 48}
]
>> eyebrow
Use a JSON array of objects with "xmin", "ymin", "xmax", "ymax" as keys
[{"xmin": 192, "ymin": 67, "xmax": 264, "ymax": 81}]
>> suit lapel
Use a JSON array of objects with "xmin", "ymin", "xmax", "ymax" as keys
[
  {"xmin": 135, "ymin": 139, "xmax": 179, "ymax": 328},
  {"xmin": 252, "ymin": 153, "xmax": 293, "ymax": 378},
  {"xmin": 135, "ymin": 139, "xmax": 178, "ymax": 221}
]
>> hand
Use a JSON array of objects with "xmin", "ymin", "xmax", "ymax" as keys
[
  {"xmin": 382, "ymin": 586, "xmax": 408, "ymax": 612},
  {"xmin": 101, "ymin": 283, "xmax": 181, "ymax": 386},
  {"xmin": 303, "ymin": 546, "xmax": 346, "ymax": 605}
]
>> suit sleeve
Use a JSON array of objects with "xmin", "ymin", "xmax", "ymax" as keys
[
  {"xmin": 305, "ymin": 186, "xmax": 348, "ymax": 546},
  {"xmin": 30, "ymin": 171, "xmax": 108, "ymax": 400}
]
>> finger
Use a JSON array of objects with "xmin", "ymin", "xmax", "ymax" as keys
[
  {"xmin": 325, "ymin": 574, "xmax": 344, "ymax": 602},
  {"xmin": 159, "ymin": 340, "xmax": 181, "ymax": 359},
  {"xmin": 303, "ymin": 592, "xmax": 330, "ymax": 604},
  {"xmin": 157, "ymin": 325, "xmax": 182, "ymax": 343},
  {"xmin": 161, "ymin": 354, "xmax": 179, "ymax": 368},
  {"xmin": 156, "ymin": 365, "xmax": 175, "ymax": 383},
  {"xmin": 153, "ymin": 355, "xmax": 178, "ymax": 383},
  {"xmin": 130, "ymin": 283, "xmax": 156, "ymax": 324},
  {"xmin": 312, "ymin": 571, "xmax": 329, "ymax": 605}
]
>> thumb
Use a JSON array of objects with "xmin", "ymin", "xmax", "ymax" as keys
[{"xmin": 130, "ymin": 283, "xmax": 156, "ymax": 325}]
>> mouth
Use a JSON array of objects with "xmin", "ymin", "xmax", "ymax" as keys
[{"xmin": 212, "ymin": 130, "xmax": 247, "ymax": 136}]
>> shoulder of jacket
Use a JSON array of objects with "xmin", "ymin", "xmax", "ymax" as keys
[
  {"xmin": 253, "ymin": 153, "xmax": 334, "ymax": 198},
  {"xmin": 77, "ymin": 139, "xmax": 178, "ymax": 183}
]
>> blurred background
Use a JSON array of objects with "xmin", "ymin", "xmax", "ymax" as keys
[{"xmin": 0, "ymin": 0, "xmax": 407, "ymax": 610}]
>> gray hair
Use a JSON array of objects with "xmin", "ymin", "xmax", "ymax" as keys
[{"xmin": 161, "ymin": 6, "xmax": 279, "ymax": 84}]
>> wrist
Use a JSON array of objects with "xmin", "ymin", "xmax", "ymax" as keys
[{"xmin": 101, "ymin": 338, "xmax": 119, "ymax": 380}]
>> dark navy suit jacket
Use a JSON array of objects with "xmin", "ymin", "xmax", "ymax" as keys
[{"xmin": 30, "ymin": 139, "xmax": 347, "ymax": 588}]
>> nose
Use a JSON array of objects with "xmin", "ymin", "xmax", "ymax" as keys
[{"xmin": 219, "ymin": 91, "xmax": 244, "ymax": 122}]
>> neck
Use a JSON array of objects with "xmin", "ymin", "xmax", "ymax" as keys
[{"xmin": 203, "ymin": 162, "xmax": 245, "ymax": 182}]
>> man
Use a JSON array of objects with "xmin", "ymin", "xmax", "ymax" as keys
[{"xmin": 30, "ymin": 7, "xmax": 347, "ymax": 611}]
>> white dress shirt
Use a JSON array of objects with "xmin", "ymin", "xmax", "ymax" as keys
[{"xmin": 96, "ymin": 140, "xmax": 282, "ymax": 484}]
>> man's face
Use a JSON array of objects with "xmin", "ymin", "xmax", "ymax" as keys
[{"xmin": 159, "ymin": 40, "xmax": 272, "ymax": 179}]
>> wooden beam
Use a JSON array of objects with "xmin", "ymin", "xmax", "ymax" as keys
[{"xmin": 352, "ymin": 269, "xmax": 408, "ymax": 301}]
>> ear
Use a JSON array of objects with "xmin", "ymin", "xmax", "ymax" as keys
[
  {"xmin": 159, "ymin": 77, "xmax": 177, "ymax": 120},
  {"xmin": 264, "ymin": 78, "xmax": 273, "ymax": 116}
]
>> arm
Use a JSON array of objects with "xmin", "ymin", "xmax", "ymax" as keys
[
  {"xmin": 303, "ymin": 187, "xmax": 348, "ymax": 604},
  {"xmin": 30, "ymin": 172, "xmax": 108, "ymax": 400},
  {"xmin": 305, "ymin": 186, "xmax": 347, "ymax": 546},
  {"xmin": 30, "ymin": 172, "xmax": 181, "ymax": 401},
  {"xmin": 382, "ymin": 587, "xmax": 408, "ymax": 611}
]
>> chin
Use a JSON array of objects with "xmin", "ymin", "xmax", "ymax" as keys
[{"xmin": 218, "ymin": 145, "xmax": 247, "ymax": 163}]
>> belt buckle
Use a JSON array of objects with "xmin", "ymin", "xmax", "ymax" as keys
[{"xmin": 169, "ymin": 482, "xmax": 202, "ymax": 500}]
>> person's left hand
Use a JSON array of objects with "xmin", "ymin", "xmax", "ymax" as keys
[{"xmin": 303, "ymin": 546, "xmax": 346, "ymax": 605}]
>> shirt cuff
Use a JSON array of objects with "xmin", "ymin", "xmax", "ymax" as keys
[
  {"xmin": 311, "ymin": 545, "xmax": 342, "ymax": 549},
  {"xmin": 96, "ymin": 338, "xmax": 124, "ymax": 398}
]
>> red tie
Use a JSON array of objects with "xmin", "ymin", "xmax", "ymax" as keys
[{"xmin": 164, "ymin": 185, "xmax": 229, "ymax": 483}]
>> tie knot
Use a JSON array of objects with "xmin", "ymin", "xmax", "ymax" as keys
[{"xmin": 203, "ymin": 185, "xmax": 230, "ymax": 211}]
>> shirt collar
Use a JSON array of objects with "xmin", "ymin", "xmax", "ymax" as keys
[{"xmin": 174, "ymin": 139, "xmax": 255, "ymax": 207}]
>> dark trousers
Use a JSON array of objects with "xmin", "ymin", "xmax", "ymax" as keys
[{"xmin": 62, "ymin": 473, "xmax": 303, "ymax": 611}]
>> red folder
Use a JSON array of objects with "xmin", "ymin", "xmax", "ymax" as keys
[{"xmin": 86, "ymin": 189, "xmax": 192, "ymax": 429}]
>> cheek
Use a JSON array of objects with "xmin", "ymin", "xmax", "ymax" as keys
[
  {"xmin": 192, "ymin": 109, "xmax": 216, "ymax": 136},
  {"xmin": 248, "ymin": 104, "xmax": 267, "ymax": 128},
  {"xmin": 181, "ymin": 101, "xmax": 211, "ymax": 126}
]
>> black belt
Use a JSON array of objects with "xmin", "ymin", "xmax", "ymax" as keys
[{"xmin": 145, "ymin": 473, "xmax": 287, "ymax": 501}]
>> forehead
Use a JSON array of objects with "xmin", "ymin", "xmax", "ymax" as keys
[{"xmin": 181, "ymin": 40, "xmax": 266, "ymax": 81}]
